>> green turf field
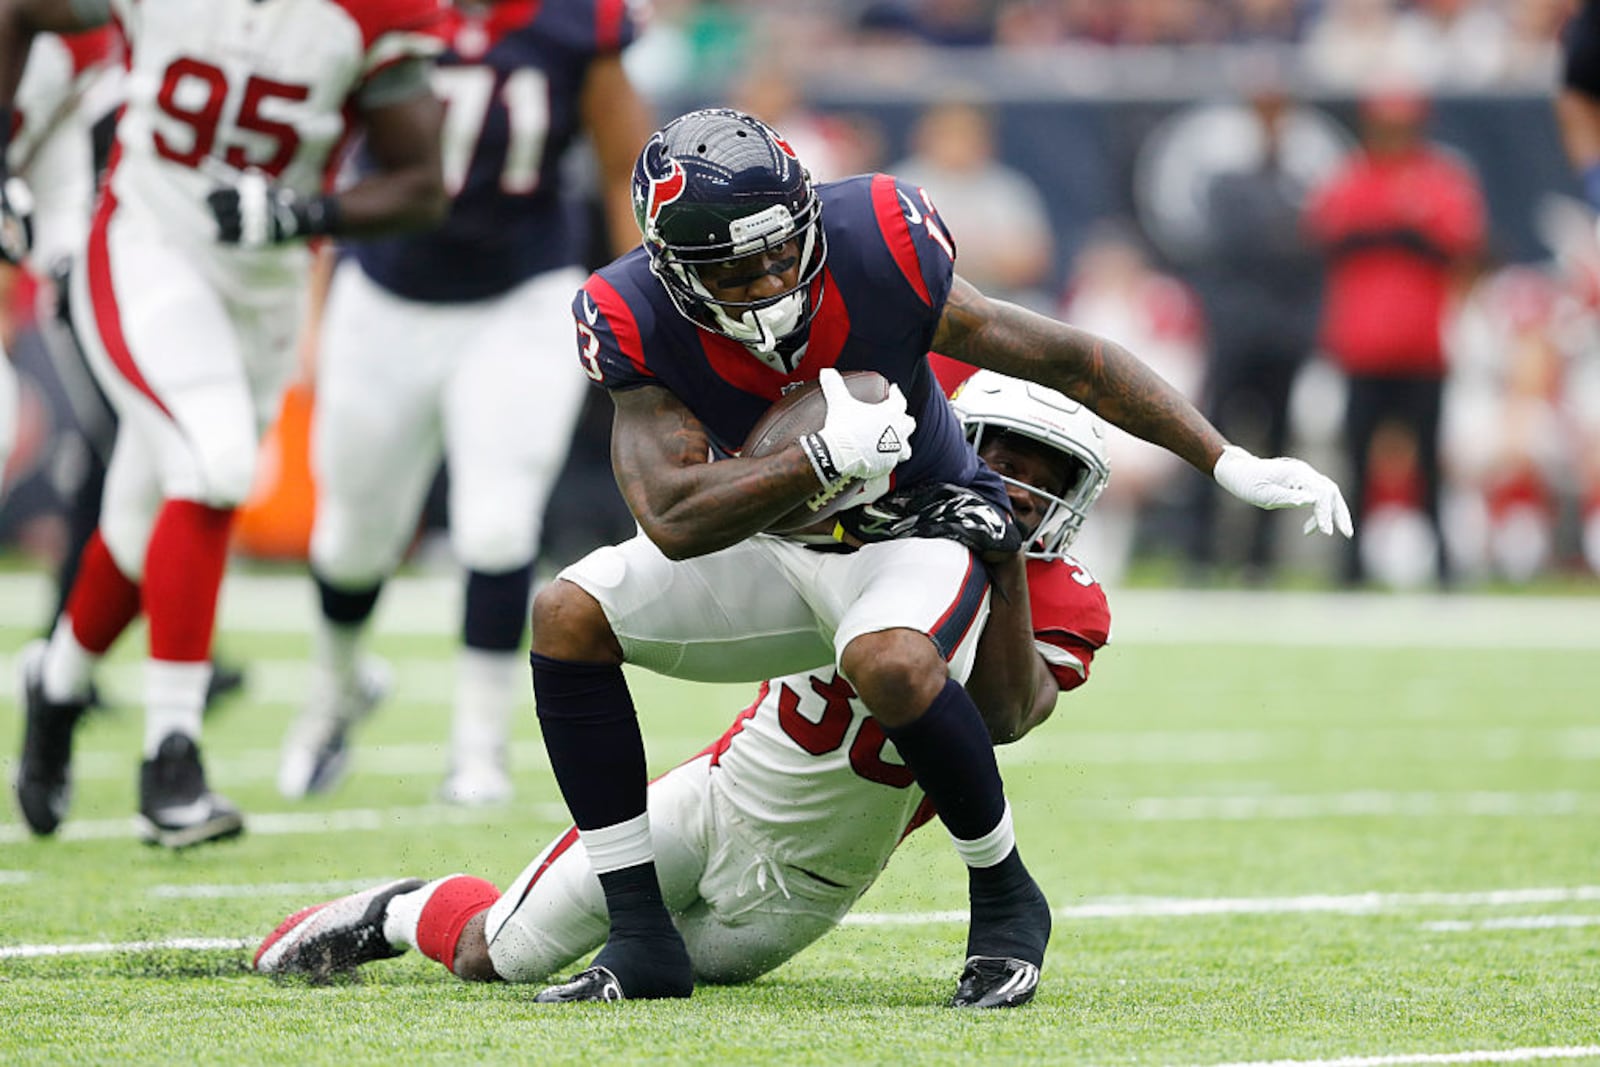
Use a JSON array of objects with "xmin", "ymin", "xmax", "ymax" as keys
[{"xmin": 2, "ymin": 573, "xmax": 1598, "ymax": 1066}]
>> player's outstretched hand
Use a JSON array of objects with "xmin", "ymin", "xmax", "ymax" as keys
[
  {"xmin": 0, "ymin": 172, "xmax": 35, "ymax": 265},
  {"xmin": 208, "ymin": 172, "xmax": 337, "ymax": 250},
  {"xmin": 801, "ymin": 367, "xmax": 915, "ymax": 484},
  {"xmin": 838, "ymin": 482, "xmax": 1022, "ymax": 561},
  {"xmin": 1212, "ymin": 444, "xmax": 1354, "ymax": 537}
]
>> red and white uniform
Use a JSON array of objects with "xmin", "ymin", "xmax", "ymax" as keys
[
  {"xmin": 67, "ymin": 0, "xmax": 444, "ymax": 574},
  {"xmin": 483, "ymin": 555, "xmax": 1111, "ymax": 985},
  {"xmin": 1, "ymin": 28, "xmax": 114, "ymax": 484}
]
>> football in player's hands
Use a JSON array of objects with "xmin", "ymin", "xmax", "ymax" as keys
[{"xmin": 742, "ymin": 369, "xmax": 893, "ymax": 535}]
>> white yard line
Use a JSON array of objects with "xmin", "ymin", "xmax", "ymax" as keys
[
  {"xmin": 0, "ymin": 937, "xmax": 252, "ymax": 959},
  {"xmin": 1422, "ymin": 915, "xmax": 1600, "ymax": 932},
  {"xmin": 148, "ymin": 879, "xmax": 399, "ymax": 900},
  {"xmin": 1185, "ymin": 1046, "xmax": 1600, "ymax": 1067},
  {"xmin": 1, "ymin": 572, "xmax": 1597, "ymax": 647},
  {"xmin": 1106, "ymin": 791, "xmax": 1600, "ymax": 820},
  {"xmin": 0, "ymin": 802, "xmax": 571, "ymax": 844},
  {"xmin": 840, "ymin": 886, "xmax": 1600, "ymax": 926}
]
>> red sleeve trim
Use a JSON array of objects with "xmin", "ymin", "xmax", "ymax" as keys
[
  {"xmin": 333, "ymin": 0, "xmax": 450, "ymax": 50},
  {"xmin": 870, "ymin": 173, "xmax": 931, "ymax": 307},
  {"xmin": 61, "ymin": 27, "xmax": 114, "ymax": 74},
  {"xmin": 595, "ymin": 0, "xmax": 626, "ymax": 50},
  {"xmin": 587, "ymin": 275, "xmax": 652, "ymax": 380}
]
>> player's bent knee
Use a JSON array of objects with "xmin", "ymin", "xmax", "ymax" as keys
[
  {"xmin": 841, "ymin": 628, "xmax": 947, "ymax": 727},
  {"xmin": 530, "ymin": 579, "xmax": 623, "ymax": 663},
  {"xmin": 453, "ymin": 525, "xmax": 536, "ymax": 577},
  {"xmin": 192, "ymin": 437, "xmax": 259, "ymax": 509}
]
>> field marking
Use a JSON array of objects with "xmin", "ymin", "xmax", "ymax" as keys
[
  {"xmin": 149, "ymin": 879, "xmax": 397, "ymax": 900},
  {"xmin": 841, "ymin": 886, "xmax": 1600, "ymax": 926},
  {"xmin": 6, "ymin": 886, "xmax": 1596, "ymax": 963},
  {"xmin": 2, "ymin": 572, "xmax": 1598, "ymax": 648},
  {"xmin": 1107, "ymin": 791, "xmax": 1600, "ymax": 821},
  {"xmin": 1422, "ymin": 915, "xmax": 1600, "ymax": 932},
  {"xmin": 1188, "ymin": 1045, "xmax": 1600, "ymax": 1067},
  {"xmin": 0, "ymin": 870, "xmax": 30, "ymax": 885},
  {"xmin": 0, "ymin": 802, "xmax": 571, "ymax": 844},
  {"xmin": 0, "ymin": 937, "xmax": 253, "ymax": 959}
]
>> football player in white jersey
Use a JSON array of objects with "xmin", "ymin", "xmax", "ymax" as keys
[
  {"xmin": 4, "ymin": 0, "xmax": 451, "ymax": 848},
  {"xmin": 0, "ymin": 25, "xmax": 109, "ymax": 493},
  {"xmin": 254, "ymin": 370, "xmax": 1113, "ymax": 1009}
]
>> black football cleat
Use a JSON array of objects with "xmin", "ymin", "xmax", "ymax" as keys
[
  {"xmin": 254, "ymin": 878, "xmax": 425, "ymax": 979},
  {"xmin": 13, "ymin": 640, "xmax": 89, "ymax": 837},
  {"xmin": 534, "ymin": 965, "xmax": 626, "ymax": 1003},
  {"xmin": 136, "ymin": 733, "xmax": 245, "ymax": 848},
  {"xmin": 950, "ymin": 955, "xmax": 1041, "ymax": 1009}
]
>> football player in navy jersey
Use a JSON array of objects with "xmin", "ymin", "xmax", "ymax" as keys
[
  {"xmin": 518, "ymin": 108, "xmax": 1349, "ymax": 1007},
  {"xmin": 276, "ymin": 0, "xmax": 653, "ymax": 806},
  {"xmin": 253, "ymin": 370, "xmax": 1112, "ymax": 1004}
]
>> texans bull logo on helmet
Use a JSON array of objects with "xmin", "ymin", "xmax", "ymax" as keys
[{"xmin": 634, "ymin": 135, "xmax": 687, "ymax": 239}]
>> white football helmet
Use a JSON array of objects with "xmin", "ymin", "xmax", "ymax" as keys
[{"xmin": 951, "ymin": 369, "xmax": 1111, "ymax": 559}]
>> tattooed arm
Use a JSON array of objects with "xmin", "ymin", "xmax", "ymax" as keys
[
  {"xmin": 933, "ymin": 275, "xmax": 1227, "ymax": 475},
  {"xmin": 609, "ymin": 384, "xmax": 826, "ymax": 560}
]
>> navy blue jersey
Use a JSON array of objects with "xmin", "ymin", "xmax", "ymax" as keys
[
  {"xmin": 354, "ymin": 0, "xmax": 637, "ymax": 303},
  {"xmin": 574, "ymin": 173, "xmax": 1005, "ymax": 506}
]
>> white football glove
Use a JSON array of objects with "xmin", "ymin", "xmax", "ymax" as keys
[
  {"xmin": 0, "ymin": 173, "xmax": 35, "ymax": 265},
  {"xmin": 799, "ymin": 367, "xmax": 916, "ymax": 486},
  {"xmin": 1213, "ymin": 444, "xmax": 1354, "ymax": 537}
]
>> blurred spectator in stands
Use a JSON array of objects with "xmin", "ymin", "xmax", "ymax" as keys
[
  {"xmin": 891, "ymin": 99, "xmax": 1054, "ymax": 305},
  {"xmin": 856, "ymin": 0, "xmax": 997, "ymax": 46},
  {"xmin": 995, "ymin": 0, "xmax": 1124, "ymax": 46},
  {"xmin": 1443, "ymin": 263, "xmax": 1571, "ymax": 582},
  {"xmin": 1303, "ymin": 0, "xmax": 1407, "ymax": 89},
  {"xmin": 1389, "ymin": 0, "xmax": 1510, "ymax": 87},
  {"xmin": 1221, "ymin": 0, "xmax": 1312, "ymax": 43},
  {"xmin": 1186, "ymin": 80, "xmax": 1325, "ymax": 582},
  {"xmin": 1058, "ymin": 223, "xmax": 1206, "ymax": 583},
  {"xmin": 1304, "ymin": 87, "xmax": 1487, "ymax": 587},
  {"xmin": 1118, "ymin": 0, "xmax": 1221, "ymax": 44},
  {"xmin": 733, "ymin": 62, "xmax": 885, "ymax": 182}
]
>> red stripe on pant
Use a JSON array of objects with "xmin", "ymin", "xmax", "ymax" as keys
[
  {"xmin": 143, "ymin": 500, "xmax": 234, "ymax": 662},
  {"xmin": 65, "ymin": 530, "xmax": 142, "ymax": 654}
]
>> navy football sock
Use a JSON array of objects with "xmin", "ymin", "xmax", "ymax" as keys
[
  {"xmin": 530, "ymin": 653, "xmax": 647, "ymax": 830},
  {"xmin": 313, "ymin": 572, "xmax": 382, "ymax": 627},
  {"xmin": 463, "ymin": 564, "xmax": 533, "ymax": 652},
  {"xmin": 591, "ymin": 864, "xmax": 693, "ymax": 998},
  {"xmin": 965, "ymin": 848, "xmax": 1052, "ymax": 965},
  {"xmin": 880, "ymin": 677, "xmax": 1007, "ymax": 841}
]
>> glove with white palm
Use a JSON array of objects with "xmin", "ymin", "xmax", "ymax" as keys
[
  {"xmin": 798, "ymin": 367, "xmax": 915, "ymax": 487},
  {"xmin": 1212, "ymin": 444, "xmax": 1354, "ymax": 537},
  {"xmin": 207, "ymin": 171, "xmax": 340, "ymax": 250}
]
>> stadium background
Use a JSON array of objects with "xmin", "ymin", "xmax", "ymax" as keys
[{"xmin": 2, "ymin": 0, "xmax": 1598, "ymax": 592}]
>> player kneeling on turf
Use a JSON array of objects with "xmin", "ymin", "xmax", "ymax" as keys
[{"xmin": 255, "ymin": 371, "xmax": 1113, "ymax": 1009}]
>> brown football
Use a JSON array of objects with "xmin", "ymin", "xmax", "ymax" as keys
[{"xmin": 742, "ymin": 370, "xmax": 891, "ymax": 535}]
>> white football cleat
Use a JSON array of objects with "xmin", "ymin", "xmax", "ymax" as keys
[
  {"xmin": 254, "ymin": 877, "xmax": 423, "ymax": 978},
  {"xmin": 278, "ymin": 658, "xmax": 391, "ymax": 799}
]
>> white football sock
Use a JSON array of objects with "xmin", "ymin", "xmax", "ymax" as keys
[
  {"xmin": 580, "ymin": 813, "xmax": 655, "ymax": 875},
  {"xmin": 383, "ymin": 875, "xmax": 456, "ymax": 951},
  {"xmin": 312, "ymin": 614, "xmax": 366, "ymax": 695},
  {"xmin": 143, "ymin": 659, "xmax": 210, "ymax": 756},
  {"xmin": 41, "ymin": 618, "xmax": 97, "ymax": 704},
  {"xmin": 949, "ymin": 801, "xmax": 1016, "ymax": 870},
  {"xmin": 452, "ymin": 647, "xmax": 517, "ymax": 771}
]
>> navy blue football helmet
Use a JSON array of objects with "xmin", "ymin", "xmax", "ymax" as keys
[{"xmin": 631, "ymin": 108, "xmax": 827, "ymax": 354}]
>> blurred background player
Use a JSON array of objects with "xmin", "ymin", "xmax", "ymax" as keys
[
  {"xmin": 0, "ymin": 25, "xmax": 109, "ymax": 529},
  {"xmin": 5, "ymin": 0, "xmax": 449, "ymax": 848},
  {"xmin": 1303, "ymin": 86, "xmax": 1486, "ymax": 588},
  {"xmin": 1557, "ymin": 0, "xmax": 1600, "ymax": 214},
  {"xmin": 254, "ymin": 370, "xmax": 1113, "ymax": 1006},
  {"xmin": 276, "ymin": 0, "xmax": 653, "ymax": 807}
]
